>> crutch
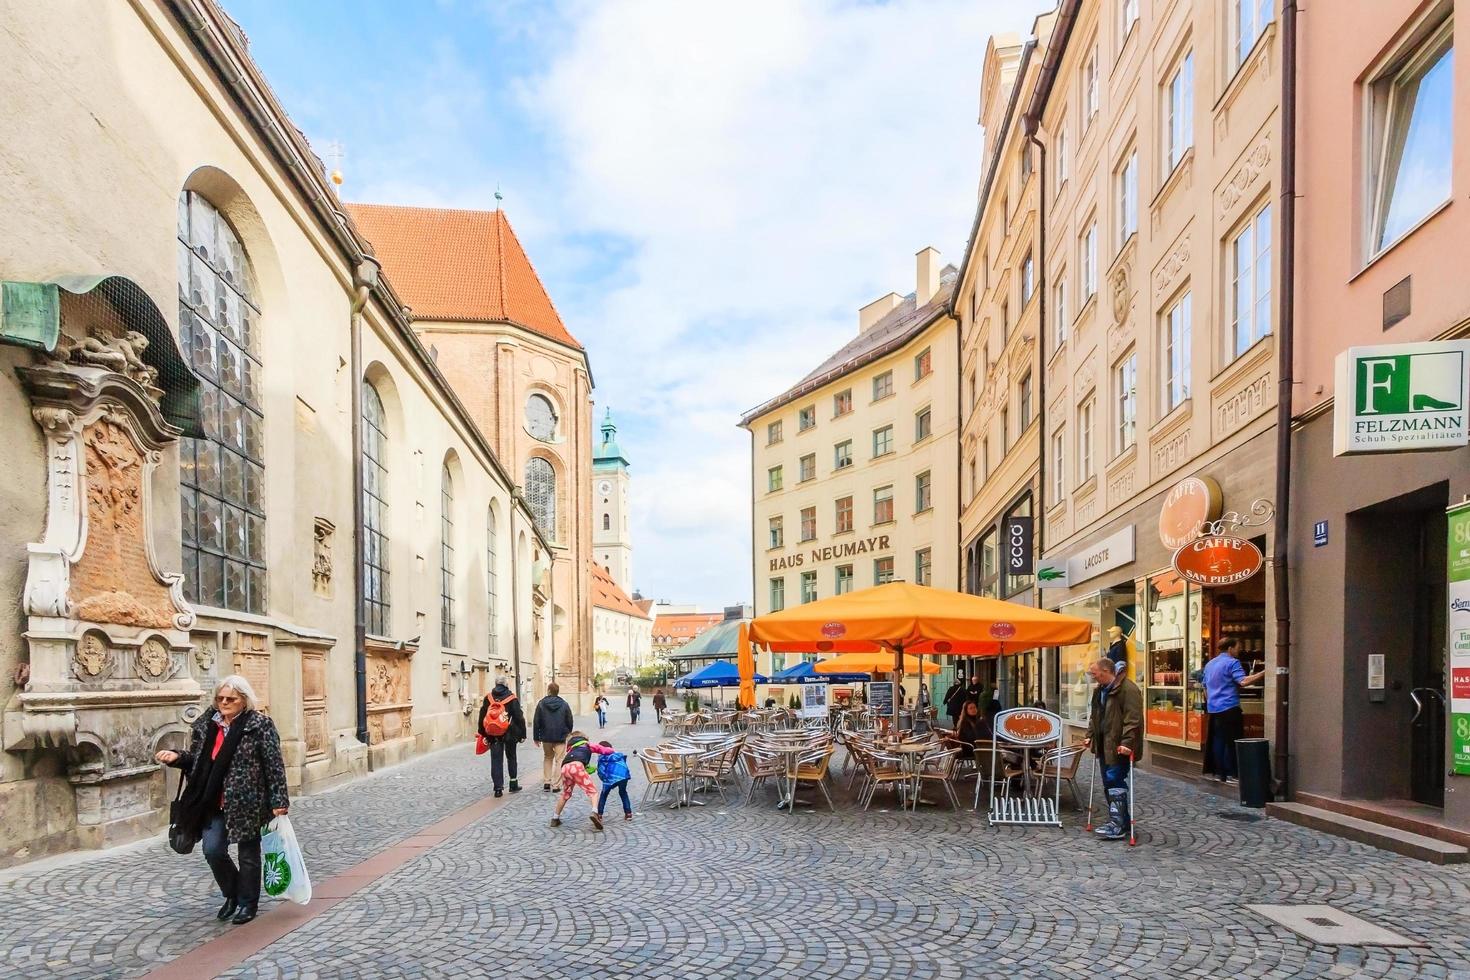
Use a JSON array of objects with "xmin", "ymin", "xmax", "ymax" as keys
[
  {"xmin": 1128, "ymin": 760, "xmax": 1137, "ymax": 846},
  {"xmin": 1084, "ymin": 752, "xmax": 1099, "ymax": 832}
]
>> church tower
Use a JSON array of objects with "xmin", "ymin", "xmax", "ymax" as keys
[{"xmin": 592, "ymin": 409, "xmax": 633, "ymax": 593}]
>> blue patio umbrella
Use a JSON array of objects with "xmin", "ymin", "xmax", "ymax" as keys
[
  {"xmin": 771, "ymin": 661, "xmax": 869, "ymax": 685},
  {"xmin": 673, "ymin": 659, "xmax": 768, "ymax": 689}
]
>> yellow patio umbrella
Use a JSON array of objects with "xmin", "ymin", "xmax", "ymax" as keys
[
  {"xmin": 813, "ymin": 651, "xmax": 940, "ymax": 675},
  {"xmin": 745, "ymin": 582, "xmax": 1092, "ymax": 731},
  {"xmin": 736, "ymin": 622, "xmax": 757, "ymax": 709}
]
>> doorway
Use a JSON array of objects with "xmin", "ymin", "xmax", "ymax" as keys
[{"xmin": 1345, "ymin": 483, "xmax": 1447, "ymax": 807}]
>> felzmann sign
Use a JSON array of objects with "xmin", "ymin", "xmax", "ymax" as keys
[{"xmin": 1333, "ymin": 341, "xmax": 1470, "ymax": 456}]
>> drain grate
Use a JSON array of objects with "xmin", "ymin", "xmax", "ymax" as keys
[{"xmin": 1247, "ymin": 905, "xmax": 1421, "ymax": 947}]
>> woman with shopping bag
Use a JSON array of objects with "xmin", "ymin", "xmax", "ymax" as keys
[{"xmin": 155, "ymin": 674, "xmax": 289, "ymax": 924}]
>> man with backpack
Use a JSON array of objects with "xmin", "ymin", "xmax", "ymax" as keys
[{"xmin": 477, "ymin": 674, "xmax": 526, "ymax": 798}]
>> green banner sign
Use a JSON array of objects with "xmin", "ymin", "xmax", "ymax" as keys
[{"xmin": 1450, "ymin": 502, "xmax": 1470, "ymax": 775}]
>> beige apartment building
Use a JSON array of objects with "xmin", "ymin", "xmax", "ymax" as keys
[
  {"xmin": 0, "ymin": 0, "xmax": 559, "ymax": 863},
  {"xmin": 951, "ymin": 24, "xmax": 1054, "ymax": 710},
  {"xmin": 967, "ymin": 0, "xmax": 1285, "ymax": 774},
  {"xmin": 742, "ymin": 251, "xmax": 960, "ymax": 676}
]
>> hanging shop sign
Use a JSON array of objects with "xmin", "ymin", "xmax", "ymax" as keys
[
  {"xmin": 1172, "ymin": 535, "xmax": 1264, "ymax": 587},
  {"xmin": 993, "ymin": 707, "xmax": 1063, "ymax": 746},
  {"xmin": 1448, "ymin": 501, "xmax": 1470, "ymax": 774},
  {"xmin": 1333, "ymin": 340, "xmax": 1470, "ymax": 456},
  {"xmin": 1005, "ymin": 516, "xmax": 1033, "ymax": 574},
  {"xmin": 1158, "ymin": 476, "xmax": 1224, "ymax": 549}
]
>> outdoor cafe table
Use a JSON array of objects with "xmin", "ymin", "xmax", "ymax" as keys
[
  {"xmin": 660, "ymin": 745, "xmax": 707, "ymax": 809},
  {"xmin": 886, "ymin": 741, "xmax": 938, "ymax": 810},
  {"xmin": 755, "ymin": 732, "xmax": 821, "ymax": 814}
]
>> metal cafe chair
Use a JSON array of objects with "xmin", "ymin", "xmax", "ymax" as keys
[{"xmin": 1037, "ymin": 743, "xmax": 1089, "ymax": 810}]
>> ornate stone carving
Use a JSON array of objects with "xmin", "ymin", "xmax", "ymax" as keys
[
  {"xmin": 1219, "ymin": 136, "xmax": 1273, "ymax": 220},
  {"xmin": 51, "ymin": 330, "xmax": 160, "ymax": 393},
  {"xmin": 364, "ymin": 639, "xmax": 415, "ymax": 745},
  {"xmin": 74, "ymin": 632, "xmax": 113, "ymax": 678},
  {"xmin": 1152, "ymin": 428, "xmax": 1191, "ymax": 479},
  {"xmin": 1215, "ymin": 370, "xmax": 1274, "ymax": 440},
  {"xmin": 312, "ymin": 518, "xmax": 334, "ymax": 596},
  {"xmin": 106, "ymin": 724, "xmax": 154, "ymax": 770},
  {"xmin": 233, "ymin": 633, "xmax": 271, "ymax": 714},
  {"xmin": 193, "ymin": 641, "xmax": 216, "ymax": 675},
  {"xmin": 1110, "ymin": 264, "xmax": 1132, "ymax": 325},
  {"xmin": 1153, "ymin": 234, "xmax": 1192, "ymax": 300},
  {"xmin": 136, "ymin": 637, "xmax": 171, "ymax": 679}
]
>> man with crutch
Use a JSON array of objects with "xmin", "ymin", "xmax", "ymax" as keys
[{"xmin": 1082, "ymin": 658, "xmax": 1143, "ymax": 843}]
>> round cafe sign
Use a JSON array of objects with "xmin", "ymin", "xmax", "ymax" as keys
[
  {"xmin": 820, "ymin": 622, "xmax": 846, "ymax": 639},
  {"xmin": 994, "ymin": 707, "xmax": 1063, "ymax": 746},
  {"xmin": 1158, "ymin": 476, "xmax": 1223, "ymax": 550},
  {"xmin": 1171, "ymin": 535, "xmax": 1264, "ymax": 587}
]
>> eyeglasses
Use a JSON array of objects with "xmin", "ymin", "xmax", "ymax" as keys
[{"xmin": 215, "ymin": 695, "xmax": 242, "ymax": 704}]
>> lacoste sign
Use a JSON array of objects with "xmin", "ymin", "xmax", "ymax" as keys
[{"xmin": 1334, "ymin": 341, "xmax": 1470, "ymax": 456}]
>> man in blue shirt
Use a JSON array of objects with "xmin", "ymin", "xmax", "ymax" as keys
[{"xmin": 1201, "ymin": 639, "xmax": 1265, "ymax": 782}]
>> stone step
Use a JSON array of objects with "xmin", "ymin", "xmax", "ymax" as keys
[{"xmin": 1268, "ymin": 801, "xmax": 1470, "ymax": 865}]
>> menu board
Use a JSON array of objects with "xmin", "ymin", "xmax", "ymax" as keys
[
  {"xmin": 869, "ymin": 681, "xmax": 894, "ymax": 716},
  {"xmin": 800, "ymin": 683, "xmax": 829, "ymax": 719}
]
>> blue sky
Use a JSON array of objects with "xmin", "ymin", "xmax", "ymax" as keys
[{"xmin": 226, "ymin": 0, "xmax": 1050, "ymax": 609}]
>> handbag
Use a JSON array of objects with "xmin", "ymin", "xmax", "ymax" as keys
[
  {"xmin": 167, "ymin": 771, "xmax": 199, "ymax": 855},
  {"xmin": 474, "ymin": 733, "xmax": 490, "ymax": 756}
]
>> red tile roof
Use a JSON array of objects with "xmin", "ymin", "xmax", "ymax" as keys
[
  {"xmin": 344, "ymin": 202, "xmax": 582, "ymax": 350},
  {"xmin": 589, "ymin": 562, "xmax": 648, "ymax": 618},
  {"xmin": 652, "ymin": 613, "xmax": 724, "ymax": 642}
]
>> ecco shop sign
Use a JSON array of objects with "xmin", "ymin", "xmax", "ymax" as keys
[
  {"xmin": 1005, "ymin": 516, "xmax": 1033, "ymax": 574},
  {"xmin": 1334, "ymin": 341, "xmax": 1470, "ymax": 456}
]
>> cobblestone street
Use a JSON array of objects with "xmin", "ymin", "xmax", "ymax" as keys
[{"xmin": 6, "ymin": 715, "xmax": 1470, "ymax": 979}]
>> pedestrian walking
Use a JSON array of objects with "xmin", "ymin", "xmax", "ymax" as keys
[
  {"xmin": 1200, "ymin": 639, "xmax": 1265, "ymax": 783},
  {"xmin": 595, "ymin": 740, "xmax": 634, "ymax": 822},
  {"xmin": 154, "ymin": 675, "xmax": 288, "ymax": 925},
  {"xmin": 551, "ymin": 731, "xmax": 612, "ymax": 830},
  {"xmin": 594, "ymin": 693, "xmax": 610, "ymax": 729},
  {"xmin": 626, "ymin": 686, "xmax": 642, "ymax": 724},
  {"xmin": 533, "ymin": 682, "xmax": 575, "ymax": 793},
  {"xmin": 942, "ymin": 675, "xmax": 966, "ymax": 727},
  {"xmin": 1083, "ymin": 658, "xmax": 1143, "ymax": 842},
  {"xmin": 652, "ymin": 689, "xmax": 667, "ymax": 724},
  {"xmin": 478, "ymin": 674, "xmax": 525, "ymax": 798}
]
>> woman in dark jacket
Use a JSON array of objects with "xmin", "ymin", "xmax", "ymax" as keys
[
  {"xmin": 953, "ymin": 700, "xmax": 990, "ymax": 759},
  {"xmin": 155, "ymin": 674, "xmax": 289, "ymax": 925}
]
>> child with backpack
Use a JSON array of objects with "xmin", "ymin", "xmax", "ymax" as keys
[
  {"xmin": 551, "ymin": 730, "xmax": 612, "ymax": 831},
  {"xmin": 595, "ymin": 740, "xmax": 633, "ymax": 822}
]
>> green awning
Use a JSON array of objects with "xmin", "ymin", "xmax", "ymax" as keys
[{"xmin": 1, "ymin": 275, "xmax": 204, "ymax": 438}]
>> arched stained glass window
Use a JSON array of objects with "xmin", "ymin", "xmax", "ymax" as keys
[
  {"xmin": 361, "ymin": 382, "xmax": 390, "ymax": 635},
  {"xmin": 177, "ymin": 190, "xmax": 265, "ymax": 613},
  {"xmin": 487, "ymin": 504, "xmax": 499, "ymax": 647},
  {"xmin": 525, "ymin": 457, "xmax": 557, "ymax": 538},
  {"xmin": 440, "ymin": 464, "xmax": 456, "ymax": 649}
]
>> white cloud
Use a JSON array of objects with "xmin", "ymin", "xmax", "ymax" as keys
[{"xmin": 519, "ymin": 0, "xmax": 1049, "ymax": 607}]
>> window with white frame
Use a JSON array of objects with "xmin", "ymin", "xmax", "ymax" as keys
[
  {"xmin": 361, "ymin": 381, "xmax": 390, "ymax": 635},
  {"xmin": 1229, "ymin": 203, "xmax": 1273, "ymax": 357},
  {"xmin": 914, "ymin": 347, "xmax": 932, "ymax": 380},
  {"xmin": 1233, "ymin": 0, "xmax": 1275, "ymax": 72},
  {"xmin": 798, "ymin": 405, "xmax": 817, "ymax": 431},
  {"xmin": 1163, "ymin": 291, "xmax": 1192, "ymax": 412},
  {"xmin": 768, "ymin": 465, "xmax": 783, "ymax": 492},
  {"xmin": 799, "ymin": 453, "xmax": 816, "ymax": 482},
  {"xmin": 1082, "ymin": 222, "xmax": 1098, "ymax": 299},
  {"xmin": 835, "ymin": 564, "xmax": 854, "ymax": 595},
  {"xmin": 525, "ymin": 456, "xmax": 557, "ymax": 539},
  {"xmin": 1084, "ymin": 46, "xmax": 1100, "ymax": 123},
  {"xmin": 834, "ymin": 440, "xmax": 853, "ymax": 469},
  {"xmin": 1055, "ymin": 123, "xmax": 1070, "ymax": 190},
  {"xmin": 1118, "ymin": 148, "xmax": 1139, "ymax": 247},
  {"xmin": 835, "ymin": 495, "xmax": 854, "ymax": 534},
  {"xmin": 915, "ymin": 548, "xmax": 932, "ymax": 587},
  {"xmin": 440, "ymin": 464, "xmax": 456, "ymax": 649},
  {"xmin": 915, "ymin": 471, "xmax": 933, "ymax": 512},
  {"xmin": 872, "ymin": 370, "xmax": 895, "ymax": 401},
  {"xmin": 769, "ymin": 515, "xmax": 784, "ymax": 549},
  {"xmin": 1368, "ymin": 17, "xmax": 1454, "ymax": 255},
  {"xmin": 1022, "ymin": 251, "xmax": 1035, "ymax": 304},
  {"xmin": 767, "ymin": 420, "xmax": 783, "ymax": 445},
  {"xmin": 1121, "ymin": 0, "xmax": 1139, "ymax": 40},
  {"xmin": 1055, "ymin": 276, "xmax": 1068, "ymax": 347},
  {"xmin": 800, "ymin": 506, "xmax": 817, "ymax": 541},
  {"xmin": 769, "ymin": 577, "xmax": 786, "ymax": 612},
  {"xmin": 872, "ymin": 425, "xmax": 894, "ymax": 457},
  {"xmin": 1051, "ymin": 426, "xmax": 1065, "ymax": 503},
  {"xmin": 1166, "ymin": 51, "xmax": 1195, "ymax": 173},
  {"xmin": 486, "ymin": 504, "xmax": 498, "ymax": 644},
  {"xmin": 1115, "ymin": 351, "xmax": 1138, "ymax": 453},
  {"xmin": 874, "ymin": 556, "xmax": 896, "ymax": 585},
  {"xmin": 1079, "ymin": 397, "xmax": 1096, "ymax": 482},
  {"xmin": 834, "ymin": 389, "xmax": 853, "ymax": 417},
  {"xmin": 1019, "ymin": 372, "xmax": 1034, "ymax": 430},
  {"xmin": 915, "ymin": 405, "xmax": 932, "ymax": 442},
  {"xmin": 874, "ymin": 485, "xmax": 894, "ymax": 524},
  {"xmin": 800, "ymin": 571, "xmax": 818, "ymax": 603}
]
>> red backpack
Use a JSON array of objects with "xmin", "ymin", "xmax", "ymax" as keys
[{"xmin": 482, "ymin": 694, "xmax": 515, "ymax": 737}]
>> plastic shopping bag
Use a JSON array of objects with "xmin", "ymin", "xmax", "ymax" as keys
[
  {"xmin": 475, "ymin": 733, "xmax": 490, "ymax": 755},
  {"xmin": 260, "ymin": 815, "xmax": 312, "ymax": 905}
]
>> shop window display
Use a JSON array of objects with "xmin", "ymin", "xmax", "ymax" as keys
[
  {"xmin": 1143, "ymin": 570, "xmax": 1205, "ymax": 746},
  {"xmin": 1056, "ymin": 587, "xmax": 1138, "ymax": 728}
]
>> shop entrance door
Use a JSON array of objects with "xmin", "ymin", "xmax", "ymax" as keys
[{"xmin": 1409, "ymin": 506, "xmax": 1448, "ymax": 808}]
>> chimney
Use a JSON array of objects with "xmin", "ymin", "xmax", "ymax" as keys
[
  {"xmin": 859, "ymin": 292, "xmax": 903, "ymax": 333},
  {"xmin": 915, "ymin": 247, "xmax": 941, "ymax": 307}
]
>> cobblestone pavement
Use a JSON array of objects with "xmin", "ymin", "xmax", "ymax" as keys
[{"xmin": 8, "ymin": 715, "xmax": 1470, "ymax": 979}]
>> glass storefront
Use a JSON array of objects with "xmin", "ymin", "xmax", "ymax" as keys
[
  {"xmin": 1142, "ymin": 570, "xmax": 1204, "ymax": 746},
  {"xmin": 1055, "ymin": 585, "xmax": 1138, "ymax": 729}
]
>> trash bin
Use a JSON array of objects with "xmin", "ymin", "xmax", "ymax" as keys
[{"xmin": 1236, "ymin": 737, "xmax": 1272, "ymax": 808}]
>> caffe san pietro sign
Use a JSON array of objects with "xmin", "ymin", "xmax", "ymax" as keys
[
  {"xmin": 769, "ymin": 534, "xmax": 891, "ymax": 571},
  {"xmin": 1334, "ymin": 340, "xmax": 1470, "ymax": 456}
]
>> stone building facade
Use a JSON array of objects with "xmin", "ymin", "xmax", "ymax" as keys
[
  {"xmin": 592, "ymin": 410, "xmax": 634, "ymax": 596},
  {"xmin": 0, "ymin": 0, "xmax": 554, "ymax": 864}
]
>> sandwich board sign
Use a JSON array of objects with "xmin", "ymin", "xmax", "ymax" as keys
[{"xmin": 1333, "ymin": 341, "xmax": 1470, "ymax": 456}]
